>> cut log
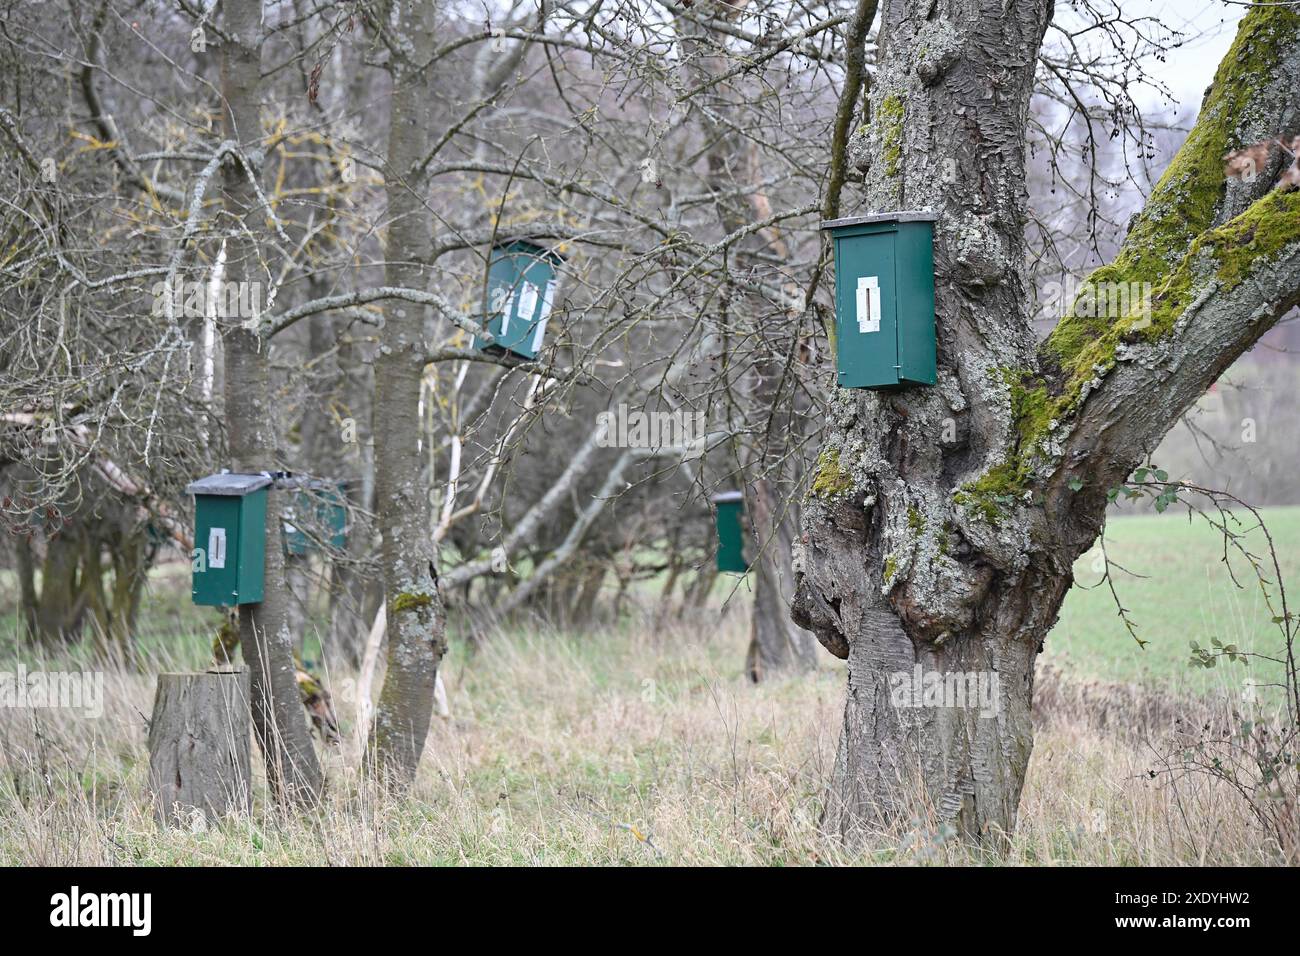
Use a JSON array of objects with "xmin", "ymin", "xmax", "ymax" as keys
[{"xmin": 148, "ymin": 670, "xmax": 253, "ymax": 827}]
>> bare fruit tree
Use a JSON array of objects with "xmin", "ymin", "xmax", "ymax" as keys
[{"xmin": 793, "ymin": 1, "xmax": 1300, "ymax": 843}]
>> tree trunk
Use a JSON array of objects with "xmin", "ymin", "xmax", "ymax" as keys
[
  {"xmin": 791, "ymin": 0, "xmax": 1062, "ymax": 844},
  {"xmin": 684, "ymin": 564, "xmax": 718, "ymax": 610},
  {"xmin": 795, "ymin": 1, "xmax": 1300, "ymax": 844},
  {"xmin": 14, "ymin": 533, "xmax": 38, "ymax": 639},
  {"xmin": 746, "ymin": 480, "xmax": 818, "ymax": 681},
  {"xmin": 35, "ymin": 531, "xmax": 84, "ymax": 644},
  {"xmin": 148, "ymin": 670, "xmax": 253, "ymax": 827},
  {"xmin": 106, "ymin": 527, "xmax": 151, "ymax": 666},
  {"xmin": 685, "ymin": 12, "xmax": 816, "ymax": 680},
  {"xmin": 299, "ymin": 296, "xmax": 371, "ymax": 667},
  {"xmin": 657, "ymin": 527, "xmax": 684, "ymax": 621},
  {"xmin": 81, "ymin": 525, "xmax": 150, "ymax": 667},
  {"xmin": 284, "ymin": 554, "xmax": 311, "ymax": 656},
  {"xmin": 369, "ymin": 0, "xmax": 447, "ymax": 787},
  {"xmin": 568, "ymin": 565, "xmax": 606, "ymax": 628},
  {"xmin": 220, "ymin": 0, "xmax": 322, "ymax": 804}
]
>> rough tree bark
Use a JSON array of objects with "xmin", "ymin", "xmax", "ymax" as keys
[
  {"xmin": 368, "ymin": 0, "xmax": 447, "ymax": 787},
  {"xmin": 148, "ymin": 670, "xmax": 253, "ymax": 826},
  {"xmin": 220, "ymin": 0, "xmax": 323, "ymax": 803},
  {"xmin": 793, "ymin": 2, "xmax": 1300, "ymax": 843}
]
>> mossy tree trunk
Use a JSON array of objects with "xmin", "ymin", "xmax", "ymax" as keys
[
  {"xmin": 794, "ymin": 2, "xmax": 1300, "ymax": 843},
  {"xmin": 368, "ymin": 0, "xmax": 447, "ymax": 788}
]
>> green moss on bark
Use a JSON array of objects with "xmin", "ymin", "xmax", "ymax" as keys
[
  {"xmin": 1212, "ymin": 188, "xmax": 1300, "ymax": 287},
  {"xmin": 953, "ymin": 461, "xmax": 1024, "ymax": 525},
  {"xmin": 907, "ymin": 506, "xmax": 924, "ymax": 533},
  {"xmin": 878, "ymin": 94, "xmax": 904, "ymax": 178},
  {"xmin": 1045, "ymin": 7, "xmax": 1300, "ymax": 397},
  {"xmin": 953, "ymin": 371, "xmax": 1054, "ymax": 521},
  {"xmin": 811, "ymin": 447, "xmax": 854, "ymax": 498},
  {"xmin": 951, "ymin": 5, "xmax": 1300, "ymax": 524},
  {"xmin": 962, "ymin": 184, "xmax": 1300, "ymax": 523},
  {"xmin": 392, "ymin": 591, "xmax": 434, "ymax": 614}
]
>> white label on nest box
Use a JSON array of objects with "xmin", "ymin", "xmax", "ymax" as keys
[
  {"xmin": 517, "ymin": 281, "xmax": 539, "ymax": 324},
  {"xmin": 208, "ymin": 527, "xmax": 227, "ymax": 569},
  {"xmin": 856, "ymin": 276, "xmax": 881, "ymax": 334}
]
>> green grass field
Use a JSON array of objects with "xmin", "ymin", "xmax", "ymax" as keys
[
  {"xmin": 2, "ymin": 504, "xmax": 1296, "ymax": 703},
  {"xmin": 1, "ymin": 506, "xmax": 1296, "ymax": 866},
  {"xmin": 1044, "ymin": 504, "xmax": 1298, "ymax": 701}
]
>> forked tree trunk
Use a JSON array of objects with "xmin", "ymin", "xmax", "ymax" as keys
[{"xmin": 794, "ymin": 2, "xmax": 1300, "ymax": 843}]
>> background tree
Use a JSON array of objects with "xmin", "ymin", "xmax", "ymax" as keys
[{"xmin": 217, "ymin": 0, "xmax": 325, "ymax": 804}]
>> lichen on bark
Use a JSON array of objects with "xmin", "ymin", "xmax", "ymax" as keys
[
  {"xmin": 877, "ymin": 94, "xmax": 905, "ymax": 178},
  {"xmin": 801, "ymin": 1, "xmax": 1300, "ymax": 847}
]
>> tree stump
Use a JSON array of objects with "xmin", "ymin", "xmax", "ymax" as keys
[{"xmin": 148, "ymin": 670, "xmax": 253, "ymax": 827}]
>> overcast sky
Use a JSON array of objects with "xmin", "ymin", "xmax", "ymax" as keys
[{"xmin": 1144, "ymin": 0, "xmax": 1247, "ymax": 106}]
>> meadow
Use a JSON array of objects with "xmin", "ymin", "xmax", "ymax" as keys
[
  {"xmin": 0, "ymin": 506, "xmax": 1295, "ymax": 866},
  {"xmin": 1046, "ymin": 504, "xmax": 1298, "ymax": 700}
]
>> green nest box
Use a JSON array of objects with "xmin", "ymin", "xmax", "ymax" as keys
[
  {"xmin": 185, "ymin": 473, "xmax": 270, "ymax": 606},
  {"xmin": 474, "ymin": 239, "xmax": 565, "ymax": 360},
  {"xmin": 280, "ymin": 479, "xmax": 347, "ymax": 557},
  {"xmin": 821, "ymin": 211, "xmax": 938, "ymax": 389},
  {"xmin": 711, "ymin": 491, "xmax": 748, "ymax": 574}
]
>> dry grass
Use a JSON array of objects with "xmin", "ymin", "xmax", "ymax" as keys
[{"xmin": 0, "ymin": 604, "xmax": 1291, "ymax": 866}]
